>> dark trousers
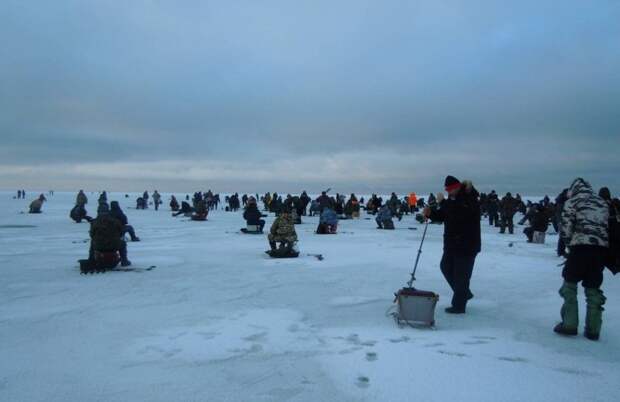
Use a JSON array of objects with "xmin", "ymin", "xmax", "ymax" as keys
[
  {"xmin": 500, "ymin": 215, "xmax": 514, "ymax": 234},
  {"xmin": 123, "ymin": 225, "xmax": 138, "ymax": 240},
  {"xmin": 563, "ymin": 245, "xmax": 606, "ymax": 288},
  {"xmin": 89, "ymin": 240, "xmax": 128, "ymax": 263},
  {"xmin": 440, "ymin": 253, "xmax": 476, "ymax": 310},
  {"xmin": 557, "ymin": 237, "xmax": 566, "ymax": 256},
  {"xmin": 489, "ymin": 212, "xmax": 498, "ymax": 226},
  {"xmin": 524, "ymin": 227, "xmax": 534, "ymax": 242}
]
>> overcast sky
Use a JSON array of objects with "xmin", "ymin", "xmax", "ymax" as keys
[{"xmin": 1, "ymin": 0, "xmax": 619, "ymax": 195}]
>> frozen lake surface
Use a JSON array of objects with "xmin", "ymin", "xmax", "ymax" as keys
[{"xmin": 1, "ymin": 191, "xmax": 619, "ymax": 401}]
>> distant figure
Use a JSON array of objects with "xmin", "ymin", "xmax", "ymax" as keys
[
  {"xmin": 376, "ymin": 204, "xmax": 398, "ymax": 230},
  {"xmin": 29, "ymin": 194, "xmax": 47, "ymax": 214},
  {"xmin": 191, "ymin": 199, "xmax": 208, "ymax": 221},
  {"xmin": 317, "ymin": 207, "xmax": 338, "ymax": 234},
  {"xmin": 153, "ymin": 191, "xmax": 162, "ymax": 211},
  {"xmin": 142, "ymin": 191, "xmax": 149, "ymax": 208},
  {"xmin": 70, "ymin": 204, "xmax": 92, "ymax": 223},
  {"xmin": 76, "ymin": 190, "xmax": 88, "ymax": 206},
  {"xmin": 136, "ymin": 197, "xmax": 147, "ymax": 210},
  {"xmin": 173, "ymin": 201, "xmax": 193, "ymax": 217},
  {"xmin": 170, "ymin": 196, "xmax": 180, "ymax": 211},
  {"xmin": 499, "ymin": 192, "xmax": 519, "ymax": 234}
]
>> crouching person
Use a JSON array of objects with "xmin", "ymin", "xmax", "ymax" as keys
[
  {"xmin": 376, "ymin": 205, "xmax": 396, "ymax": 229},
  {"xmin": 81, "ymin": 205, "xmax": 131, "ymax": 273},
  {"xmin": 554, "ymin": 178, "xmax": 609, "ymax": 341},
  {"xmin": 267, "ymin": 207, "xmax": 299, "ymax": 258},
  {"xmin": 70, "ymin": 203, "xmax": 92, "ymax": 223},
  {"xmin": 191, "ymin": 199, "xmax": 208, "ymax": 221},
  {"xmin": 29, "ymin": 195, "xmax": 46, "ymax": 213},
  {"xmin": 317, "ymin": 207, "xmax": 338, "ymax": 234},
  {"xmin": 173, "ymin": 201, "xmax": 193, "ymax": 217}
]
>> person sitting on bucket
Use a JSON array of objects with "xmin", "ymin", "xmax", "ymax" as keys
[
  {"xmin": 423, "ymin": 175, "xmax": 481, "ymax": 314},
  {"xmin": 317, "ymin": 207, "xmax": 338, "ymax": 234},
  {"xmin": 170, "ymin": 195, "xmax": 179, "ymax": 212},
  {"xmin": 243, "ymin": 197, "xmax": 266, "ymax": 233},
  {"xmin": 191, "ymin": 198, "xmax": 208, "ymax": 221},
  {"xmin": 267, "ymin": 206, "xmax": 298, "ymax": 257},
  {"xmin": 88, "ymin": 204, "xmax": 131, "ymax": 267}
]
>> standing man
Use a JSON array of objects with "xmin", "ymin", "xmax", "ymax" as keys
[
  {"xmin": 499, "ymin": 192, "xmax": 519, "ymax": 234},
  {"xmin": 152, "ymin": 190, "xmax": 162, "ymax": 211},
  {"xmin": 554, "ymin": 178, "xmax": 609, "ymax": 340},
  {"xmin": 424, "ymin": 176, "xmax": 481, "ymax": 314}
]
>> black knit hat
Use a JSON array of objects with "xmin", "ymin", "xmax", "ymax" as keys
[{"xmin": 444, "ymin": 175, "xmax": 461, "ymax": 190}]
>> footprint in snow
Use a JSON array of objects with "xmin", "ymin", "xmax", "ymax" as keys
[
  {"xmin": 498, "ymin": 356, "xmax": 528, "ymax": 363},
  {"xmin": 437, "ymin": 350, "xmax": 469, "ymax": 358},
  {"xmin": 356, "ymin": 376, "xmax": 370, "ymax": 389},
  {"xmin": 462, "ymin": 340, "xmax": 489, "ymax": 345},
  {"xmin": 243, "ymin": 331, "xmax": 268, "ymax": 342},
  {"xmin": 365, "ymin": 352, "xmax": 378, "ymax": 362},
  {"xmin": 388, "ymin": 336, "xmax": 410, "ymax": 343},
  {"xmin": 554, "ymin": 367, "xmax": 596, "ymax": 377},
  {"xmin": 424, "ymin": 342, "xmax": 445, "ymax": 348}
]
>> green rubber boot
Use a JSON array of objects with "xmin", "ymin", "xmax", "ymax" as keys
[
  {"xmin": 555, "ymin": 281, "xmax": 578, "ymax": 336},
  {"xmin": 584, "ymin": 288, "xmax": 606, "ymax": 341}
]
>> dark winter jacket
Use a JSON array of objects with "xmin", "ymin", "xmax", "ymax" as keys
[
  {"xmin": 90, "ymin": 214, "xmax": 123, "ymax": 252},
  {"xmin": 320, "ymin": 208, "xmax": 339, "ymax": 225},
  {"xmin": 317, "ymin": 194, "xmax": 333, "ymax": 211},
  {"xmin": 530, "ymin": 206, "xmax": 550, "ymax": 232},
  {"xmin": 110, "ymin": 201, "xmax": 129, "ymax": 225},
  {"xmin": 243, "ymin": 205, "xmax": 263, "ymax": 225},
  {"xmin": 429, "ymin": 182, "xmax": 481, "ymax": 255},
  {"xmin": 500, "ymin": 195, "xmax": 519, "ymax": 218}
]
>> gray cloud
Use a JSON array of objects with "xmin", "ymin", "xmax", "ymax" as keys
[{"xmin": 1, "ymin": 0, "xmax": 619, "ymax": 195}]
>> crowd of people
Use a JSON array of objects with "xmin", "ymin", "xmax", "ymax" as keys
[{"xmin": 14, "ymin": 177, "xmax": 620, "ymax": 340}]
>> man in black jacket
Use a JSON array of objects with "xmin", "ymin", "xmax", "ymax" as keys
[
  {"xmin": 243, "ymin": 198, "xmax": 266, "ymax": 232},
  {"xmin": 424, "ymin": 176, "xmax": 481, "ymax": 314}
]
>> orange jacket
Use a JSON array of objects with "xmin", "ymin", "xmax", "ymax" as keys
[{"xmin": 408, "ymin": 193, "xmax": 417, "ymax": 207}]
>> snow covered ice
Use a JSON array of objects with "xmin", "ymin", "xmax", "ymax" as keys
[{"xmin": 1, "ymin": 192, "xmax": 619, "ymax": 402}]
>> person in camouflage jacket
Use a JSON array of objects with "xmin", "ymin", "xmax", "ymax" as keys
[
  {"xmin": 268, "ymin": 208, "xmax": 298, "ymax": 254},
  {"xmin": 555, "ymin": 178, "xmax": 609, "ymax": 341}
]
